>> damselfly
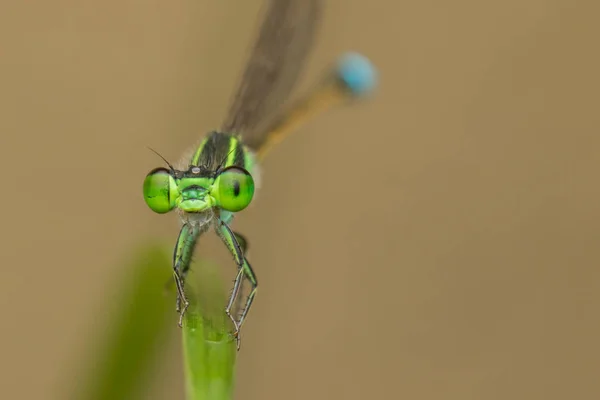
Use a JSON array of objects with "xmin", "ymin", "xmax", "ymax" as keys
[{"xmin": 142, "ymin": 0, "xmax": 377, "ymax": 349}]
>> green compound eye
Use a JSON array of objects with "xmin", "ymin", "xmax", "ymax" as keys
[
  {"xmin": 215, "ymin": 166, "xmax": 255, "ymax": 212},
  {"xmin": 143, "ymin": 168, "xmax": 178, "ymax": 214}
]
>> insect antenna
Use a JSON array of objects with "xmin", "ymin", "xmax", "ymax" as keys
[
  {"xmin": 147, "ymin": 146, "xmax": 176, "ymax": 172},
  {"xmin": 215, "ymin": 147, "xmax": 238, "ymax": 173}
]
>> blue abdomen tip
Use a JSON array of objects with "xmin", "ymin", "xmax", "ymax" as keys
[{"xmin": 337, "ymin": 52, "xmax": 378, "ymax": 95}]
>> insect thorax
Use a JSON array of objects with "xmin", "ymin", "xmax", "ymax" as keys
[{"xmin": 177, "ymin": 131, "xmax": 261, "ymax": 188}]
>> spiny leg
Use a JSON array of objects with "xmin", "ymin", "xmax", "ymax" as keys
[
  {"xmin": 228, "ymin": 268, "xmax": 244, "ymax": 342},
  {"xmin": 233, "ymin": 232, "xmax": 249, "ymax": 314},
  {"xmin": 173, "ymin": 223, "xmax": 201, "ymax": 327},
  {"xmin": 215, "ymin": 219, "xmax": 258, "ymax": 349},
  {"xmin": 227, "ymin": 233, "xmax": 247, "ymax": 329},
  {"xmin": 234, "ymin": 231, "xmax": 249, "ymax": 254},
  {"xmin": 232, "ymin": 231, "xmax": 258, "ymax": 331},
  {"xmin": 236, "ymin": 261, "xmax": 258, "ymax": 331}
]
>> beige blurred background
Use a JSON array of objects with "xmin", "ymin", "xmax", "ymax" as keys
[{"xmin": 1, "ymin": 0, "xmax": 599, "ymax": 399}]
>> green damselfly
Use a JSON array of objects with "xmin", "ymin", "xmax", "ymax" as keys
[{"xmin": 142, "ymin": 0, "xmax": 377, "ymax": 349}]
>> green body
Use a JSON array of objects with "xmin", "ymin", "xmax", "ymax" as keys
[{"xmin": 143, "ymin": 131, "xmax": 259, "ymax": 345}]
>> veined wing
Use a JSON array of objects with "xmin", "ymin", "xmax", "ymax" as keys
[{"xmin": 220, "ymin": 0, "xmax": 322, "ymax": 150}]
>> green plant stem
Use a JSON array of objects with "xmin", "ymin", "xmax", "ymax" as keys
[
  {"xmin": 181, "ymin": 264, "xmax": 238, "ymax": 400},
  {"xmin": 182, "ymin": 312, "xmax": 237, "ymax": 400}
]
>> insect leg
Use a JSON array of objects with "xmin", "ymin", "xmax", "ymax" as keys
[
  {"xmin": 173, "ymin": 223, "xmax": 201, "ymax": 327},
  {"xmin": 232, "ymin": 232, "xmax": 249, "ymax": 314},
  {"xmin": 215, "ymin": 219, "xmax": 258, "ymax": 350}
]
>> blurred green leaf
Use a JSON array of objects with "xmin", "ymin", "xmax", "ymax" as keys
[
  {"xmin": 73, "ymin": 242, "xmax": 174, "ymax": 400},
  {"xmin": 68, "ymin": 241, "xmax": 238, "ymax": 400}
]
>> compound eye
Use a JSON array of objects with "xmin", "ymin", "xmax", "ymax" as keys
[
  {"xmin": 143, "ymin": 168, "xmax": 178, "ymax": 213},
  {"xmin": 215, "ymin": 166, "xmax": 254, "ymax": 212}
]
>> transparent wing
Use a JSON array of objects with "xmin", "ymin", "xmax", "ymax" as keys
[{"xmin": 220, "ymin": 0, "xmax": 322, "ymax": 149}]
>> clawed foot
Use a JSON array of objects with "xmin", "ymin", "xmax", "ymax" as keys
[
  {"xmin": 229, "ymin": 328, "xmax": 241, "ymax": 351},
  {"xmin": 226, "ymin": 310, "xmax": 241, "ymax": 350},
  {"xmin": 177, "ymin": 300, "xmax": 189, "ymax": 328}
]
